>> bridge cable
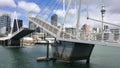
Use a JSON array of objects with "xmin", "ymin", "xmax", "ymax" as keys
[
  {"xmin": 25, "ymin": 0, "xmax": 43, "ymax": 15},
  {"xmin": 77, "ymin": 0, "xmax": 82, "ymax": 39},
  {"xmin": 37, "ymin": 0, "xmax": 56, "ymax": 18},
  {"xmin": 46, "ymin": 0, "xmax": 62, "ymax": 22},
  {"xmin": 88, "ymin": 17, "xmax": 120, "ymax": 27},
  {"xmin": 57, "ymin": 0, "xmax": 72, "ymax": 39}
]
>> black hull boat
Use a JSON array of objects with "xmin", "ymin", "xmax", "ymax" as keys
[{"xmin": 51, "ymin": 41, "xmax": 94, "ymax": 63}]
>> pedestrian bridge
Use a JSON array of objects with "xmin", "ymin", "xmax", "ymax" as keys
[
  {"xmin": 27, "ymin": 16, "xmax": 120, "ymax": 47},
  {"xmin": 0, "ymin": 28, "xmax": 34, "ymax": 46}
]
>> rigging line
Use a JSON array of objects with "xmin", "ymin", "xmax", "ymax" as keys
[
  {"xmin": 46, "ymin": 0, "xmax": 62, "ymax": 22},
  {"xmin": 86, "ymin": 0, "xmax": 89, "ymax": 19},
  {"xmin": 36, "ymin": 0, "xmax": 53, "ymax": 17},
  {"xmin": 88, "ymin": 17, "xmax": 120, "ymax": 27},
  {"xmin": 45, "ymin": 0, "xmax": 60, "ymax": 16},
  {"xmin": 36, "ymin": 0, "xmax": 52, "ymax": 17},
  {"xmin": 57, "ymin": 0, "xmax": 72, "ymax": 38},
  {"xmin": 25, "ymin": 0, "xmax": 44, "ymax": 15},
  {"xmin": 27, "ymin": 0, "xmax": 52, "ymax": 17},
  {"xmin": 74, "ymin": 0, "xmax": 77, "ymax": 25},
  {"xmin": 76, "ymin": 0, "xmax": 82, "ymax": 39}
]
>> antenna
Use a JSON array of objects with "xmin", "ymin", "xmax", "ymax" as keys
[{"xmin": 101, "ymin": 0, "xmax": 106, "ymax": 41}]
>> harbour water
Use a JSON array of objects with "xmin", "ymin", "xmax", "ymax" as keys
[{"xmin": 0, "ymin": 44, "xmax": 120, "ymax": 68}]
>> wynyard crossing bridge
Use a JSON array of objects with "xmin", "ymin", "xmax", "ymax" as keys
[
  {"xmin": 1, "ymin": 0, "xmax": 120, "ymax": 63},
  {"xmin": 0, "ymin": 28, "xmax": 34, "ymax": 46},
  {"xmin": 0, "ymin": 12, "xmax": 34, "ymax": 46},
  {"xmin": 26, "ymin": 0, "xmax": 120, "ymax": 63}
]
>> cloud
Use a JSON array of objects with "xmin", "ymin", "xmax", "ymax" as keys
[
  {"xmin": 0, "ymin": 0, "xmax": 16, "ymax": 8},
  {"xmin": 18, "ymin": 1, "xmax": 41, "ymax": 13},
  {"xmin": 86, "ymin": 0, "xmax": 120, "ymax": 28},
  {"xmin": 27, "ymin": 13, "xmax": 37, "ymax": 17},
  {"xmin": 0, "ymin": 10, "xmax": 21, "ymax": 17},
  {"xmin": 106, "ymin": 0, "xmax": 120, "ymax": 14}
]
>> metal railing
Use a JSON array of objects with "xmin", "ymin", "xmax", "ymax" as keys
[{"xmin": 27, "ymin": 17, "xmax": 76, "ymax": 40}]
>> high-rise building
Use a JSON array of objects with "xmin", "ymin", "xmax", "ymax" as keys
[
  {"xmin": 51, "ymin": 14, "xmax": 57, "ymax": 26},
  {"xmin": 13, "ymin": 19, "xmax": 23, "ymax": 32},
  {"xmin": 29, "ymin": 21, "xmax": 37, "ymax": 37},
  {"xmin": 110, "ymin": 29, "xmax": 120, "ymax": 41},
  {"xmin": 81, "ymin": 24, "xmax": 90, "ymax": 36},
  {"xmin": 0, "ymin": 14, "xmax": 11, "ymax": 35},
  {"xmin": 104, "ymin": 25, "xmax": 109, "ymax": 30},
  {"xmin": 29, "ymin": 21, "xmax": 36, "ymax": 30}
]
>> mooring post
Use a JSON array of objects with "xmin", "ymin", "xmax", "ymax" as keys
[{"xmin": 46, "ymin": 40, "xmax": 49, "ymax": 61}]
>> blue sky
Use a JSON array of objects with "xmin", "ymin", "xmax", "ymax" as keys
[
  {"xmin": 0, "ymin": 0, "xmax": 64, "ymax": 27},
  {"xmin": 0, "ymin": 0, "xmax": 120, "ymax": 28}
]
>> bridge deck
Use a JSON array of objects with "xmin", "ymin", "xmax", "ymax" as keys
[
  {"xmin": 27, "ymin": 17, "xmax": 76, "ymax": 39},
  {"xmin": 11, "ymin": 28, "xmax": 34, "ymax": 39},
  {"xmin": 0, "ymin": 28, "xmax": 34, "ymax": 41},
  {"xmin": 26, "ymin": 16, "xmax": 120, "ymax": 47}
]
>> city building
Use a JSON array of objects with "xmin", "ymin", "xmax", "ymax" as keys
[
  {"xmin": 29, "ymin": 21, "xmax": 36, "ymax": 30},
  {"xmin": 92, "ymin": 27, "xmax": 111, "ymax": 41},
  {"xmin": 29, "ymin": 21, "xmax": 37, "ymax": 37},
  {"xmin": 51, "ymin": 14, "xmax": 57, "ymax": 26},
  {"xmin": 65, "ymin": 27, "xmax": 76, "ymax": 35},
  {"xmin": 81, "ymin": 24, "xmax": 90, "ymax": 36},
  {"xmin": 110, "ymin": 29, "xmax": 120, "ymax": 41},
  {"xmin": 13, "ymin": 19, "xmax": 23, "ymax": 32},
  {"xmin": 0, "ymin": 14, "xmax": 11, "ymax": 35},
  {"xmin": 104, "ymin": 25, "xmax": 109, "ymax": 30}
]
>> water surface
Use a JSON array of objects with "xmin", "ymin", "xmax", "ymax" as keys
[{"xmin": 0, "ymin": 45, "xmax": 120, "ymax": 68}]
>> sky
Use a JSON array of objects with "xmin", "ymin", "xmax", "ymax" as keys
[{"xmin": 0, "ymin": 0, "xmax": 120, "ymax": 29}]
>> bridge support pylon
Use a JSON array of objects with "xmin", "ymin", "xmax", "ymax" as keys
[
  {"xmin": 8, "ymin": 39, "xmax": 21, "ymax": 46},
  {"xmin": 0, "ymin": 39, "xmax": 21, "ymax": 46}
]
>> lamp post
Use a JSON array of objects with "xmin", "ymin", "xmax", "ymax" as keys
[{"xmin": 101, "ymin": 5, "xmax": 106, "ymax": 41}]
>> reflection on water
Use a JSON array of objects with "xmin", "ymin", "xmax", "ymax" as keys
[{"xmin": 0, "ymin": 45, "xmax": 120, "ymax": 68}]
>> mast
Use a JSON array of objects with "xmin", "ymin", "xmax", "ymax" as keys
[
  {"xmin": 62, "ymin": 0, "xmax": 65, "ymax": 38},
  {"xmin": 74, "ymin": 0, "xmax": 77, "ymax": 26},
  {"xmin": 57, "ymin": 0, "xmax": 72, "ymax": 39},
  {"xmin": 76, "ymin": 0, "xmax": 82, "ymax": 39}
]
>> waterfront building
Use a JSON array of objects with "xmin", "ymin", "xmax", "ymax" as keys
[
  {"xmin": 29, "ymin": 21, "xmax": 37, "ymax": 37},
  {"xmin": 104, "ymin": 25, "xmax": 109, "ymax": 30},
  {"xmin": 51, "ymin": 14, "xmax": 57, "ymax": 26},
  {"xmin": 13, "ymin": 19, "xmax": 23, "ymax": 32},
  {"xmin": 92, "ymin": 28, "xmax": 101, "ymax": 33},
  {"xmin": 92, "ymin": 27, "xmax": 111, "ymax": 41},
  {"xmin": 29, "ymin": 21, "xmax": 36, "ymax": 30},
  {"xmin": 81, "ymin": 24, "xmax": 91, "ymax": 40},
  {"xmin": 0, "ymin": 14, "xmax": 11, "ymax": 35},
  {"xmin": 81, "ymin": 24, "xmax": 90, "ymax": 36},
  {"xmin": 110, "ymin": 29, "xmax": 120, "ymax": 41},
  {"xmin": 65, "ymin": 27, "xmax": 76, "ymax": 36}
]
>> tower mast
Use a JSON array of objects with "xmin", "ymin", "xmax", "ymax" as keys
[{"xmin": 76, "ymin": 0, "xmax": 82, "ymax": 39}]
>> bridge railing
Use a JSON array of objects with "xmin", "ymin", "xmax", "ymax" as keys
[
  {"xmin": 27, "ymin": 16, "xmax": 120, "ymax": 44},
  {"xmin": 27, "ymin": 17, "xmax": 58, "ymax": 36},
  {"xmin": 27, "ymin": 17, "xmax": 76, "ymax": 40},
  {"xmin": 79, "ymin": 31, "xmax": 120, "ymax": 43}
]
